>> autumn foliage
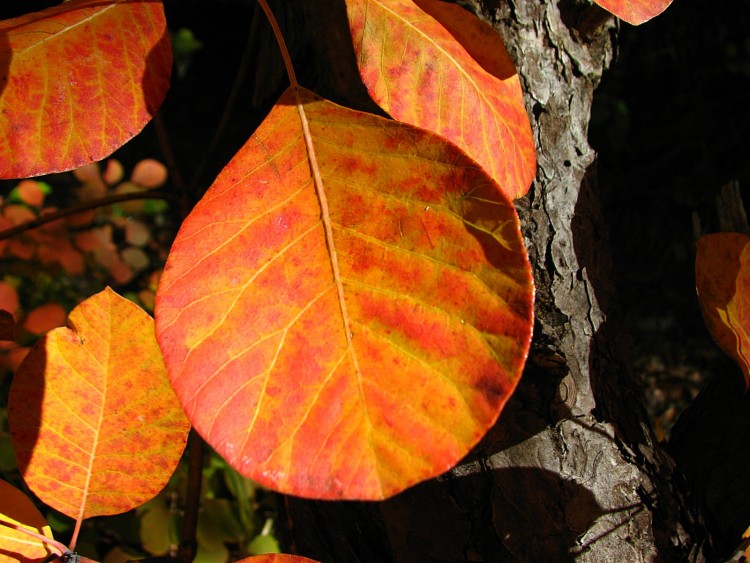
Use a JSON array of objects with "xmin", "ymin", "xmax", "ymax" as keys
[{"xmin": 3, "ymin": 0, "xmax": 736, "ymax": 560}]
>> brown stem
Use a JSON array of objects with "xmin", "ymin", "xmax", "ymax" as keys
[
  {"xmin": 256, "ymin": 0, "xmax": 298, "ymax": 87},
  {"xmin": 0, "ymin": 191, "xmax": 174, "ymax": 241},
  {"xmin": 176, "ymin": 429, "xmax": 204, "ymax": 563}
]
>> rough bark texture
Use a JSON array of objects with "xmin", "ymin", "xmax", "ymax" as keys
[{"xmin": 277, "ymin": 0, "xmax": 706, "ymax": 560}]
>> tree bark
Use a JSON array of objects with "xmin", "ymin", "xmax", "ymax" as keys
[{"xmin": 278, "ymin": 0, "xmax": 706, "ymax": 560}]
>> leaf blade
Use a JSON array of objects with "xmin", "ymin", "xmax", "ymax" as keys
[
  {"xmin": 8, "ymin": 288, "xmax": 190, "ymax": 519},
  {"xmin": 156, "ymin": 88, "xmax": 533, "ymax": 500},
  {"xmin": 0, "ymin": 0, "xmax": 171, "ymax": 178},
  {"xmin": 346, "ymin": 0, "xmax": 536, "ymax": 200},
  {"xmin": 696, "ymin": 233, "xmax": 750, "ymax": 388},
  {"xmin": 593, "ymin": 0, "xmax": 673, "ymax": 25},
  {"xmin": 0, "ymin": 480, "xmax": 56, "ymax": 562}
]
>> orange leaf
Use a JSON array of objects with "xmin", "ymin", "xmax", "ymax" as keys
[
  {"xmin": 593, "ymin": 0, "xmax": 673, "ymax": 25},
  {"xmin": 22, "ymin": 303, "xmax": 67, "ymax": 336},
  {"xmin": 75, "ymin": 226, "xmax": 113, "ymax": 253},
  {"xmin": 102, "ymin": 160, "xmax": 125, "ymax": 186},
  {"xmin": 131, "ymin": 158, "xmax": 168, "ymax": 188},
  {"xmin": 7, "ymin": 239, "xmax": 34, "ymax": 261},
  {"xmin": 346, "ymin": 0, "xmax": 536, "ymax": 200},
  {"xmin": 0, "ymin": 480, "xmax": 56, "ymax": 562},
  {"xmin": 8, "ymin": 287, "xmax": 191, "ymax": 520},
  {"xmin": 696, "ymin": 233, "xmax": 750, "ymax": 388},
  {"xmin": 0, "ymin": 0, "xmax": 171, "ymax": 178},
  {"xmin": 155, "ymin": 87, "xmax": 533, "ymax": 500},
  {"xmin": 37, "ymin": 239, "xmax": 85, "ymax": 276},
  {"xmin": 16, "ymin": 180, "xmax": 46, "ymax": 208},
  {"xmin": 3, "ymin": 205, "xmax": 35, "ymax": 225}
]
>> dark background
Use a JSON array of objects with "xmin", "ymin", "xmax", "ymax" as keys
[{"xmin": 589, "ymin": 0, "xmax": 750, "ymax": 437}]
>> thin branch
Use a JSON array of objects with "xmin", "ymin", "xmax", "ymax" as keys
[
  {"xmin": 0, "ymin": 190, "xmax": 174, "ymax": 241},
  {"xmin": 176, "ymin": 430, "xmax": 204, "ymax": 563}
]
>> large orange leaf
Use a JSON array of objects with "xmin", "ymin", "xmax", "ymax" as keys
[
  {"xmin": 593, "ymin": 0, "xmax": 673, "ymax": 25},
  {"xmin": 8, "ymin": 288, "xmax": 190, "ymax": 520},
  {"xmin": 0, "ymin": 480, "xmax": 56, "ymax": 562},
  {"xmin": 155, "ymin": 87, "xmax": 533, "ymax": 500},
  {"xmin": 345, "ymin": 0, "xmax": 536, "ymax": 201},
  {"xmin": 0, "ymin": 0, "xmax": 171, "ymax": 179},
  {"xmin": 696, "ymin": 233, "xmax": 750, "ymax": 388}
]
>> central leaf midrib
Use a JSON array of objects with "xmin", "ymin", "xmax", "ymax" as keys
[{"xmin": 292, "ymin": 91, "xmax": 376, "ymax": 470}]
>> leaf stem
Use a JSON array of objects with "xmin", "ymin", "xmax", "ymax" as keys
[
  {"xmin": 0, "ymin": 190, "xmax": 174, "ymax": 241},
  {"xmin": 177, "ymin": 429, "xmax": 204, "ymax": 563},
  {"xmin": 0, "ymin": 516, "xmax": 67, "ymax": 557},
  {"xmin": 255, "ymin": 0, "xmax": 298, "ymax": 87}
]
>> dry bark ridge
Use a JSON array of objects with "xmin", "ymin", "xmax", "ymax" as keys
[{"xmin": 274, "ymin": 0, "xmax": 705, "ymax": 559}]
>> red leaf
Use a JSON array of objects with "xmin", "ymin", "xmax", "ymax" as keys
[
  {"xmin": 346, "ymin": 0, "xmax": 536, "ymax": 200},
  {"xmin": 0, "ymin": 480, "xmax": 56, "ymax": 561},
  {"xmin": 0, "ymin": 0, "xmax": 171, "ymax": 178},
  {"xmin": 155, "ymin": 87, "xmax": 533, "ymax": 500},
  {"xmin": 9, "ymin": 288, "xmax": 191, "ymax": 520},
  {"xmin": 696, "ymin": 233, "xmax": 750, "ymax": 388},
  {"xmin": 593, "ymin": 0, "xmax": 673, "ymax": 25},
  {"xmin": 22, "ymin": 303, "xmax": 67, "ymax": 336}
]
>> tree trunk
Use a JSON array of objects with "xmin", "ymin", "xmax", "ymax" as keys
[{"xmin": 278, "ymin": 0, "xmax": 706, "ymax": 560}]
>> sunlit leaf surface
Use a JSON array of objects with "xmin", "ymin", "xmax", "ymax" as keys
[
  {"xmin": 0, "ymin": 479, "xmax": 55, "ymax": 562},
  {"xmin": 346, "ymin": 0, "xmax": 535, "ymax": 200},
  {"xmin": 0, "ymin": 0, "xmax": 171, "ymax": 178},
  {"xmin": 696, "ymin": 233, "xmax": 750, "ymax": 388},
  {"xmin": 593, "ymin": 0, "xmax": 673, "ymax": 25},
  {"xmin": 9, "ymin": 288, "xmax": 190, "ymax": 519},
  {"xmin": 156, "ymin": 87, "xmax": 533, "ymax": 500}
]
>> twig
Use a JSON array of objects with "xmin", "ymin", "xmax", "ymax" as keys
[
  {"xmin": 0, "ymin": 190, "xmax": 174, "ymax": 241},
  {"xmin": 176, "ymin": 430, "xmax": 204, "ymax": 563}
]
